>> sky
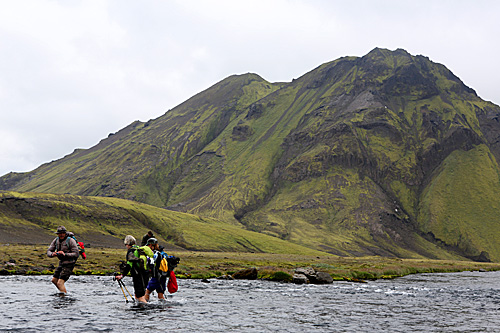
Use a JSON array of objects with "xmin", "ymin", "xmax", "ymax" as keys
[{"xmin": 1, "ymin": 0, "xmax": 499, "ymax": 176}]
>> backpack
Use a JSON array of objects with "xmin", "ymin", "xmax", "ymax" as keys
[
  {"xmin": 156, "ymin": 252, "xmax": 180, "ymax": 276},
  {"xmin": 72, "ymin": 236, "xmax": 86, "ymax": 259},
  {"xmin": 158, "ymin": 252, "xmax": 170, "ymax": 276},
  {"xmin": 57, "ymin": 232, "xmax": 86, "ymax": 259},
  {"xmin": 129, "ymin": 245, "xmax": 153, "ymax": 271}
]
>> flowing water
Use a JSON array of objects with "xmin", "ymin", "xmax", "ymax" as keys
[{"xmin": 1, "ymin": 270, "xmax": 500, "ymax": 332}]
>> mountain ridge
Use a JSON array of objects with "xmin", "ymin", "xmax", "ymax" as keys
[{"xmin": 2, "ymin": 48, "xmax": 500, "ymax": 261}]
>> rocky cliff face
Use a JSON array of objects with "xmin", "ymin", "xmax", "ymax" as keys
[{"xmin": 2, "ymin": 48, "xmax": 500, "ymax": 261}]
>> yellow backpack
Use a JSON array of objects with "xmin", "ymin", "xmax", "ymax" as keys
[{"xmin": 159, "ymin": 256, "xmax": 169, "ymax": 275}]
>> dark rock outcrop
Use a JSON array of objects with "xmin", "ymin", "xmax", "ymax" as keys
[
  {"xmin": 231, "ymin": 124, "xmax": 254, "ymax": 141},
  {"xmin": 312, "ymin": 271, "xmax": 334, "ymax": 284},
  {"xmin": 292, "ymin": 273, "xmax": 309, "ymax": 284},
  {"xmin": 232, "ymin": 267, "xmax": 258, "ymax": 280},
  {"xmin": 292, "ymin": 267, "xmax": 333, "ymax": 284}
]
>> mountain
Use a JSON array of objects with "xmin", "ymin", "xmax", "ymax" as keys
[{"xmin": 2, "ymin": 48, "xmax": 500, "ymax": 261}]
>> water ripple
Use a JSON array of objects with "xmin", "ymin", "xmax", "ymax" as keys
[{"xmin": 1, "ymin": 271, "xmax": 500, "ymax": 331}]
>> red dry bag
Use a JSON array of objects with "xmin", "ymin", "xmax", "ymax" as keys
[{"xmin": 167, "ymin": 270, "xmax": 178, "ymax": 293}]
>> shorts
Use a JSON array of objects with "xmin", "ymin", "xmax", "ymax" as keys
[
  {"xmin": 147, "ymin": 275, "xmax": 167, "ymax": 294},
  {"xmin": 53, "ymin": 262, "xmax": 76, "ymax": 281}
]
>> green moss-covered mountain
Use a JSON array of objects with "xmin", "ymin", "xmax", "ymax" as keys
[{"xmin": 2, "ymin": 48, "xmax": 500, "ymax": 261}]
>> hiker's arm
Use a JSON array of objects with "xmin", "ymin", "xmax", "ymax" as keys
[
  {"xmin": 47, "ymin": 239, "xmax": 57, "ymax": 257},
  {"xmin": 118, "ymin": 261, "xmax": 131, "ymax": 277}
]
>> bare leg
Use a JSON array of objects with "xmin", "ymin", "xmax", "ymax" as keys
[
  {"xmin": 51, "ymin": 277, "xmax": 59, "ymax": 289},
  {"xmin": 51, "ymin": 277, "xmax": 67, "ymax": 293},
  {"xmin": 145, "ymin": 289, "xmax": 151, "ymax": 301},
  {"xmin": 158, "ymin": 292, "xmax": 165, "ymax": 300}
]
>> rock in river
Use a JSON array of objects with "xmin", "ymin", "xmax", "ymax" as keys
[{"xmin": 293, "ymin": 267, "xmax": 333, "ymax": 284}]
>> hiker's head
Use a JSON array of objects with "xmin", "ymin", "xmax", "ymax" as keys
[
  {"xmin": 55, "ymin": 226, "xmax": 67, "ymax": 239},
  {"xmin": 124, "ymin": 235, "xmax": 136, "ymax": 247},
  {"xmin": 147, "ymin": 230, "xmax": 153, "ymax": 237},
  {"xmin": 146, "ymin": 237, "xmax": 158, "ymax": 249}
]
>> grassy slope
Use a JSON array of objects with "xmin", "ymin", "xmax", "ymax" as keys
[
  {"xmin": 418, "ymin": 145, "xmax": 500, "ymax": 260},
  {"xmin": 0, "ymin": 191, "xmax": 325, "ymax": 256},
  {"xmin": 2, "ymin": 244, "xmax": 500, "ymax": 281}
]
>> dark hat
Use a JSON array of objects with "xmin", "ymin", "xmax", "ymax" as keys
[
  {"xmin": 146, "ymin": 237, "xmax": 158, "ymax": 245},
  {"xmin": 55, "ymin": 226, "xmax": 67, "ymax": 234}
]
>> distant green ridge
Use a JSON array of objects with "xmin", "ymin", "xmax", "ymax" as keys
[{"xmin": 0, "ymin": 191, "xmax": 326, "ymax": 255}]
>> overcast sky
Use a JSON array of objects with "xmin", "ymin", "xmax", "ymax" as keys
[{"xmin": 1, "ymin": 0, "xmax": 499, "ymax": 176}]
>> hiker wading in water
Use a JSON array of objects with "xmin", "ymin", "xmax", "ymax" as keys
[
  {"xmin": 115, "ymin": 235, "xmax": 153, "ymax": 303},
  {"xmin": 47, "ymin": 226, "xmax": 79, "ymax": 294},
  {"xmin": 145, "ymin": 243, "xmax": 179, "ymax": 301},
  {"xmin": 145, "ymin": 240, "xmax": 165, "ymax": 301}
]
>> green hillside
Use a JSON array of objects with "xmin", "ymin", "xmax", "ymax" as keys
[
  {"xmin": 0, "ymin": 191, "xmax": 325, "ymax": 255},
  {"xmin": 2, "ymin": 48, "xmax": 500, "ymax": 261}
]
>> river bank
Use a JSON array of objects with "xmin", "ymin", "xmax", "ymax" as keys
[{"xmin": 2, "ymin": 244, "xmax": 500, "ymax": 281}]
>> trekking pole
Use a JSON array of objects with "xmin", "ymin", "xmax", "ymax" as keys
[
  {"xmin": 118, "ymin": 280, "xmax": 130, "ymax": 303},
  {"xmin": 118, "ymin": 279, "xmax": 135, "ymax": 302},
  {"xmin": 113, "ymin": 276, "xmax": 132, "ymax": 303},
  {"xmin": 114, "ymin": 276, "xmax": 130, "ymax": 303}
]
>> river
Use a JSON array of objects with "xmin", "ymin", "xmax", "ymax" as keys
[{"xmin": 1, "ymin": 270, "xmax": 499, "ymax": 332}]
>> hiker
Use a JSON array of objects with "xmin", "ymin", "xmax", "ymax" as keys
[
  {"xmin": 115, "ymin": 235, "xmax": 154, "ymax": 303},
  {"xmin": 144, "ymin": 237, "xmax": 158, "ymax": 278},
  {"xmin": 140, "ymin": 230, "xmax": 155, "ymax": 246},
  {"xmin": 47, "ymin": 226, "xmax": 79, "ymax": 294},
  {"xmin": 145, "ymin": 237, "xmax": 158, "ymax": 255},
  {"xmin": 145, "ymin": 243, "xmax": 179, "ymax": 301},
  {"xmin": 145, "ymin": 243, "xmax": 167, "ymax": 301}
]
